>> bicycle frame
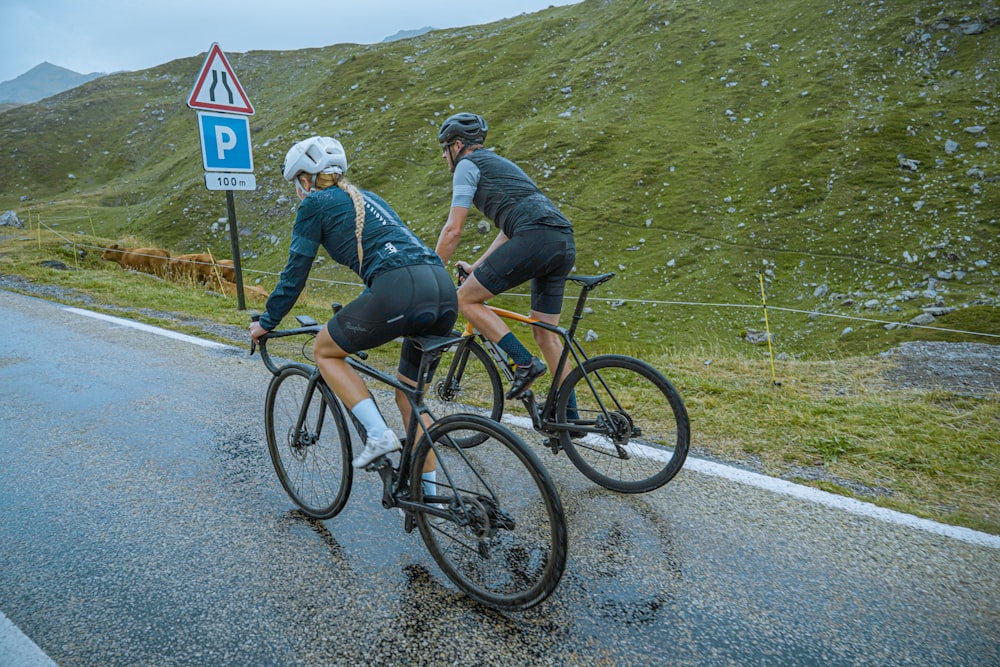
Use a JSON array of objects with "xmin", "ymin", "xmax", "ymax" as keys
[
  {"xmin": 454, "ymin": 273, "xmax": 616, "ymax": 437},
  {"xmin": 343, "ymin": 349, "xmax": 453, "ymax": 520}
]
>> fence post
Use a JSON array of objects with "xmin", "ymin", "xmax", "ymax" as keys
[{"xmin": 757, "ymin": 271, "xmax": 781, "ymax": 387}]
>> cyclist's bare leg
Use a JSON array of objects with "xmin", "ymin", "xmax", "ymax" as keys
[
  {"xmin": 530, "ymin": 310, "xmax": 571, "ymax": 386},
  {"xmin": 456, "ymin": 274, "xmax": 513, "ymax": 343},
  {"xmin": 313, "ymin": 327, "xmax": 370, "ymax": 409}
]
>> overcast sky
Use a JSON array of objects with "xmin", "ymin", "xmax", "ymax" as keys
[{"xmin": 0, "ymin": 0, "xmax": 580, "ymax": 83}]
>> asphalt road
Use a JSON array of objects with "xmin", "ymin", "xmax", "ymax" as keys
[{"xmin": 1, "ymin": 289, "xmax": 998, "ymax": 666}]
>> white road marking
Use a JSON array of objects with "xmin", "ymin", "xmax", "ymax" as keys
[
  {"xmin": 65, "ymin": 307, "xmax": 230, "ymax": 349},
  {"xmin": 502, "ymin": 414, "xmax": 1000, "ymax": 549}
]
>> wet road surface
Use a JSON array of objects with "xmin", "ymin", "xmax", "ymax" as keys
[{"xmin": 1, "ymin": 289, "xmax": 998, "ymax": 666}]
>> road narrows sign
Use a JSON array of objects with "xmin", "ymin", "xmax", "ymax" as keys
[{"xmin": 187, "ymin": 43, "xmax": 255, "ymax": 115}]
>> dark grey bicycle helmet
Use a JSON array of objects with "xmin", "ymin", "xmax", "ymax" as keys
[{"xmin": 438, "ymin": 112, "xmax": 488, "ymax": 145}]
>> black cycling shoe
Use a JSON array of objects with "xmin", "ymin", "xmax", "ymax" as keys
[{"xmin": 505, "ymin": 357, "xmax": 547, "ymax": 399}]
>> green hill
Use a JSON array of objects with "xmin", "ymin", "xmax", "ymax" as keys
[{"xmin": 1, "ymin": 0, "xmax": 997, "ymax": 357}]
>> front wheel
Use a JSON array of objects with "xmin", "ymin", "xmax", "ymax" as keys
[
  {"xmin": 411, "ymin": 414, "xmax": 567, "ymax": 610},
  {"xmin": 556, "ymin": 355, "xmax": 690, "ymax": 493},
  {"xmin": 425, "ymin": 334, "xmax": 505, "ymax": 448},
  {"xmin": 264, "ymin": 365, "xmax": 353, "ymax": 519}
]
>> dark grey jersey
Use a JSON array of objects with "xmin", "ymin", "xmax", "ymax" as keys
[{"xmin": 451, "ymin": 149, "xmax": 572, "ymax": 238}]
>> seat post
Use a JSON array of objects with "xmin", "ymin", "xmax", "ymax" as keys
[{"xmin": 565, "ymin": 284, "xmax": 592, "ymax": 342}]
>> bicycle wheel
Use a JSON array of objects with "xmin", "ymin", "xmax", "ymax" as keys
[
  {"xmin": 556, "ymin": 354, "xmax": 689, "ymax": 493},
  {"xmin": 425, "ymin": 334, "xmax": 505, "ymax": 448},
  {"xmin": 265, "ymin": 364, "xmax": 353, "ymax": 519},
  {"xmin": 411, "ymin": 414, "xmax": 567, "ymax": 610}
]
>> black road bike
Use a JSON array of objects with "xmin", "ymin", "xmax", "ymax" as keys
[{"xmin": 251, "ymin": 313, "xmax": 567, "ymax": 610}]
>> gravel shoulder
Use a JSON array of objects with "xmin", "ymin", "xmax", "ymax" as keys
[{"xmin": 881, "ymin": 341, "xmax": 1000, "ymax": 397}]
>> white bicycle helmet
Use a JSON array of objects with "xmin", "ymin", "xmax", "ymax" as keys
[{"xmin": 282, "ymin": 136, "xmax": 348, "ymax": 182}]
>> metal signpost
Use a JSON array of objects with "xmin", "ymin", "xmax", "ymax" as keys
[{"xmin": 187, "ymin": 43, "xmax": 255, "ymax": 310}]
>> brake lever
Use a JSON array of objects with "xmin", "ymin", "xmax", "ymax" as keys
[{"xmin": 249, "ymin": 312, "xmax": 260, "ymax": 355}]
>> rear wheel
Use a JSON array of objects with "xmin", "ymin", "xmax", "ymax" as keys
[
  {"xmin": 556, "ymin": 355, "xmax": 689, "ymax": 493},
  {"xmin": 411, "ymin": 414, "xmax": 567, "ymax": 610},
  {"xmin": 264, "ymin": 365, "xmax": 352, "ymax": 519},
  {"xmin": 425, "ymin": 335, "xmax": 504, "ymax": 447}
]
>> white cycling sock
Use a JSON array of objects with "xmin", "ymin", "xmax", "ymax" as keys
[
  {"xmin": 421, "ymin": 470, "xmax": 437, "ymax": 498},
  {"xmin": 351, "ymin": 398, "xmax": 387, "ymax": 442}
]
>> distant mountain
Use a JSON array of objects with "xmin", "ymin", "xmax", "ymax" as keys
[
  {"xmin": 382, "ymin": 27, "xmax": 435, "ymax": 42},
  {"xmin": 0, "ymin": 62, "xmax": 105, "ymax": 104}
]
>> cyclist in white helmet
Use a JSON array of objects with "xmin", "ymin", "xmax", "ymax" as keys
[
  {"xmin": 250, "ymin": 136, "xmax": 457, "ymax": 479},
  {"xmin": 435, "ymin": 113, "xmax": 577, "ymax": 404}
]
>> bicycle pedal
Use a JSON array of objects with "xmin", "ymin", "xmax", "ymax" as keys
[{"xmin": 365, "ymin": 455, "xmax": 392, "ymax": 471}]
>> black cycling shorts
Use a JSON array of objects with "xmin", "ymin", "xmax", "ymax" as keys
[
  {"xmin": 327, "ymin": 264, "xmax": 458, "ymax": 381},
  {"xmin": 474, "ymin": 226, "xmax": 576, "ymax": 315}
]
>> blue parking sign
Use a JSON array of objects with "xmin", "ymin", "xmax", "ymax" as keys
[{"xmin": 198, "ymin": 111, "xmax": 254, "ymax": 172}]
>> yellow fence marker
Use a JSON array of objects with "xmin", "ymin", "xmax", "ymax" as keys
[{"xmin": 757, "ymin": 271, "xmax": 781, "ymax": 386}]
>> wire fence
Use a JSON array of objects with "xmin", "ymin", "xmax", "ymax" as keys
[{"xmin": 14, "ymin": 210, "xmax": 1000, "ymax": 361}]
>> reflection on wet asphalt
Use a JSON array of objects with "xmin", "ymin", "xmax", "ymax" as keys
[{"xmin": 2, "ymin": 290, "xmax": 998, "ymax": 666}]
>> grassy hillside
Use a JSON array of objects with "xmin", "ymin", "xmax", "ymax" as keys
[{"xmin": 1, "ymin": 0, "xmax": 997, "ymax": 357}]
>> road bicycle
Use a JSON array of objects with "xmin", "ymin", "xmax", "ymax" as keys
[
  {"xmin": 250, "ymin": 313, "xmax": 567, "ymax": 610},
  {"xmin": 426, "ymin": 271, "xmax": 690, "ymax": 494}
]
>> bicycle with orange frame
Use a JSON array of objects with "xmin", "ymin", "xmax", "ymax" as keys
[{"xmin": 427, "ymin": 270, "xmax": 690, "ymax": 494}]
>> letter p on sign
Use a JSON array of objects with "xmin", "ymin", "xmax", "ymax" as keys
[
  {"xmin": 215, "ymin": 126, "xmax": 238, "ymax": 159},
  {"xmin": 197, "ymin": 111, "xmax": 254, "ymax": 172}
]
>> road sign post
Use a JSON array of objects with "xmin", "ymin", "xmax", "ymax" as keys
[{"xmin": 187, "ymin": 43, "xmax": 256, "ymax": 310}]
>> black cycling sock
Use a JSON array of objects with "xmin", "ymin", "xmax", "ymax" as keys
[{"xmin": 498, "ymin": 332, "xmax": 532, "ymax": 366}]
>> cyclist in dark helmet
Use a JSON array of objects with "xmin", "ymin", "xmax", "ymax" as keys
[
  {"xmin": 435, "ymin": 112, "xmax": 577, "ymax": 403},
  {"xmin": 250, "ymin": 136, "xmax": 457, "ymax": 488}
]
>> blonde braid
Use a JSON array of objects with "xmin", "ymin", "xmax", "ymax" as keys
[{"xmin": 333, "ymin": 175, "xmax": 367, "ymax": 270}]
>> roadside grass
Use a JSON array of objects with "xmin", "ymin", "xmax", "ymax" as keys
[
  {"xmin": 659, "ymin": 350, "xmax": 1000, "ymax": 535},
  {"xmin": 2, "ymin": 235, "xmax": 998, "ymax": 536}
]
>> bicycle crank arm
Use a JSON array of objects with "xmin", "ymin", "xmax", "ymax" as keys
[
  {"xmin": 367, "ymin": 456, "xmax": 398, "ymax": 509},
  {"xmin": 520, "ymin": 391, "xmax": 544, "ymax": 431}
]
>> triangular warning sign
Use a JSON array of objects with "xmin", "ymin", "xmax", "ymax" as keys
[{"xmin": 187, "ymin": 43, "xmax": 254, "ymax": 115}]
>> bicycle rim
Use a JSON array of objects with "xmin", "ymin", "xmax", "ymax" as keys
[
  {"xmin": 425, "ymin": 335, "xmax": 504, "ymax": 448},
  {"xmin": 558, "ymin": 355, "xmax": 690, "ymax": 493},
  {"xmin": 412, "ymin": 414, "xmax": 567, "ymax": 610},
  {"xmin": 265, "ymin": 365, "xmax": 352, "ymax": 519}
]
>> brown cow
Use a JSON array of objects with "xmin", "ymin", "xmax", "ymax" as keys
[
  {"xmin": 215, "ymin": 259, "xmax": 236, "ymax": 282},
  {"xmin": 102, "ymin": 244, "xmax": 170, "ymax": 277},
  {"xmin": 216, "ymin": 278, "xmax": 269, "ymax": 303},
  {"xmin": 169, "ymin": 253, "xmax": 215, "ymax": 284}
]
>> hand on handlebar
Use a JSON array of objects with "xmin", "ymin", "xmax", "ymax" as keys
[
  {"xmin": 248, "ymin": 318, "xmax": 270, "ymax": 352},
  {"xmin": 455, "ymin": 261, "xmax": 472, "ymax": 284}
]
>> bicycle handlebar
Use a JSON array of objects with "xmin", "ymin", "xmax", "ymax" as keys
[{"xmin": 250, "ymin": 313, "xmax": 368, "ymax": 375}]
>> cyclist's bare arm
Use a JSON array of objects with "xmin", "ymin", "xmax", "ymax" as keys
[{"xmin": 435, "ymin": 206, "xmax": 469, "ymax": 263}]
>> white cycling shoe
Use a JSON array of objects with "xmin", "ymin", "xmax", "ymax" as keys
[{"xmin": 352, "ymin": 430, "xmax": 401, "ymax": 468}]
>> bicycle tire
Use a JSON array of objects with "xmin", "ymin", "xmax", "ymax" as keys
[
  {"xmin": 411, "ymin": 413, "xmax": 567, "ymax": 610},
  {"xmin": 264, "ymin": 364, "xmax": 353, "ymax": 519},
  {"xmin": 556, "ymin": 354, "xmax": 689, "ymax": 493},
  {"xmin": 425, "ymin": 334, "xmax": 505, "ymax": 448}
]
